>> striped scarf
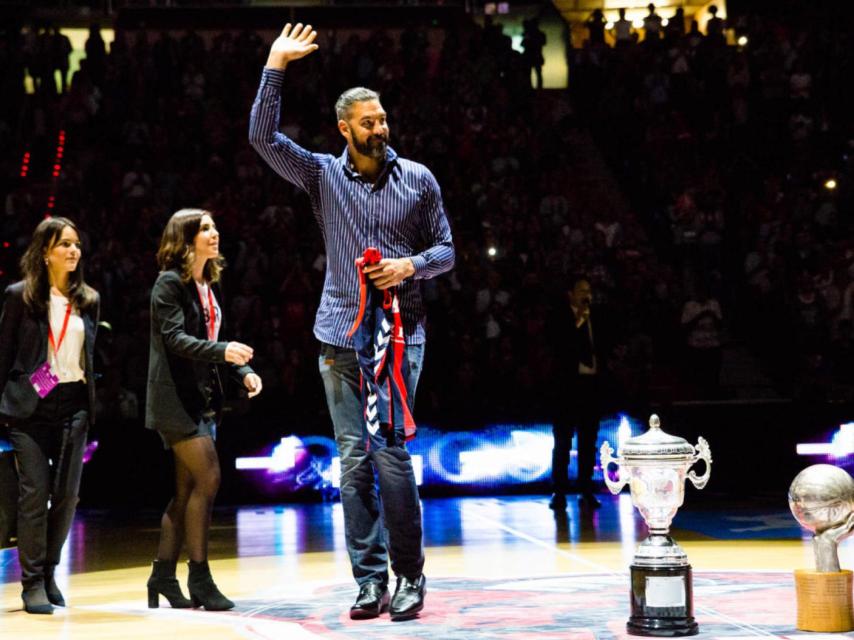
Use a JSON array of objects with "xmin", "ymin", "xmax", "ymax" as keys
[{"xmin": 347, "ymin": 248, "xmax": 417, "ymax": 442}]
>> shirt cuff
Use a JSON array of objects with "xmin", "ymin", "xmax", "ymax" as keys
[
  {"xmin": 213, "ymin": 342, "xmax": 229, "ymax": 361},
  {"xmin": 410, "ymin": 255, "xmax": 428, "ymax": 279},
  {"xmin": 261, "ymin": 67, "xmax": 286, "ymax": 87}
]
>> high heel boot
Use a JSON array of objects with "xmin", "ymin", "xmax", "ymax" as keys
[
  {"xmin": 187, "ymin": 560, "xmax": 234, "ymax": 611},
  {"xmin": 147, "ymin": 560, "xmax": 192, "ymax": 608},
  {"xmin": 22, "ymin": 582, "xmax": 53, "ymax": 615},
  {"xmin": 44, "ymin": 566, "xmax": 65, "ymax": 607}
]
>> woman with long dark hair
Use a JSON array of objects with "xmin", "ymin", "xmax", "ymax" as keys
[
  {"xmin": 0, "ymin": 217, "xmax": 100, "ymax": 614},
  {"xmin": 145, "ymin": 209, "xmax": 261, "ymax": 611}
]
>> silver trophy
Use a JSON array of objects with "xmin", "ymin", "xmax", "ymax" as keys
[{"xmin": 600, "ymin": 414, "xmax": 712, "ymax": 636}]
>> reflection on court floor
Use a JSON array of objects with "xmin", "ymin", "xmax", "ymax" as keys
[{"xmin": 0, "ymin": 495, "xmax": 844, "ymax": 639}]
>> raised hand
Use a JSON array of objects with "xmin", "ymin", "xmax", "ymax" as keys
[{"xmin": 266, "ymin": 23, "xmax": 319, "ymax": 69}]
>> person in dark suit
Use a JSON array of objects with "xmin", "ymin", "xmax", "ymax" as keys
[
  {"xmin": 0, "ymin": 217, "xmax": 100, "ymax": 614},
  {"xmin": 145, "ymin": 209, "xmax": 262, "ymax": 611},
  {"xmin": 549, "ymin": 274, "xmax": 608, "ymax": 511}
]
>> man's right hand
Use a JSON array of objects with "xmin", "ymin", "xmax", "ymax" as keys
[
  {"xmin": 266, "ymin": 23, "xmax": 319, "ymax": 70},
  {"xmin": 576, "ymin": 305, "xmax": 590, "ymax": 328}
]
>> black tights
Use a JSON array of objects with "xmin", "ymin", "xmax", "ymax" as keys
[{"xmin": 156, "ymin": 436, "xmax": 221, "ymax": 563}]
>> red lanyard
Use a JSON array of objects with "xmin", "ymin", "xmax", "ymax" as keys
[
  {"xmin": 197, "ymin": 283, "xmax": 217, "ymax": 340},
  {"xmin": 48, "ymin": 303, "xmax": 73, "ymax": 357}
]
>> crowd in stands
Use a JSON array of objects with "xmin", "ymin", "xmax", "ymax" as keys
[
  {"xmin": 1, "ymin": 4, "xmax": 852, "ymax": 455},
  {"xmin": 573, "ymin": 3, "xmax": 854, "ymax": 404}
]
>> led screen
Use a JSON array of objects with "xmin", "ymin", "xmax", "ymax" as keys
[{"xmin": 236, "ymin": 414, "xmax": 642, "ymax": 496}]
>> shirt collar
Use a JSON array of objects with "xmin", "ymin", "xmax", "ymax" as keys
[{"xmin": 340, "ymin": 145, "xmax": 399, "ymax": 181}]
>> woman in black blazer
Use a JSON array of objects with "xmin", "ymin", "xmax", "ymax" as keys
[
  {"xmin": 0, "ymin": 217, "xmax": 99, "ymax": 615},
  {"xmin": 145, "ymin": 209, "xmax": 261, "ymax": 611}
]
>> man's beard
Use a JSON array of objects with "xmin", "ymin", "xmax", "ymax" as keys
[{"xmin": 353, "ymin": 134, "xmax": 388, "ymax": 160}]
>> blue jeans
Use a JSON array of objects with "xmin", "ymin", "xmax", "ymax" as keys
[{"xmin": 319, "ymin": 342, "xmax": 425, "ymax": 587}]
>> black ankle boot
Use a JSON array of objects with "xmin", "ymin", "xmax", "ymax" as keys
[
  {"xmin": 147, "ymin": 560, "xmax": 192, "ymax": 609},
  {"xmin": 187, "ymin": 560, "xmax": 234, "ymax": 611},
  {"xmin": 44, "ymin": 568, "xmax": 65, "ymax": 607},
  {"xmin": 22, "ymin": 583, "xmax": 54, "ymax": 615}
]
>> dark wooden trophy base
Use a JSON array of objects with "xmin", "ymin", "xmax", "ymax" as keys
[{"xmin": 627, "ymin": 563, "xmax": 698, "ymax": 637}]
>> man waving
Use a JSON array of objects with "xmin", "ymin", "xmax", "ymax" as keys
[{"xmin": 249, "ymin": 24, "xmax": 454, "ymax": 621}]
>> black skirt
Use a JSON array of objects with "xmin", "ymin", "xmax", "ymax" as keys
[{"xmin": 158, "ymin": 413, "xmax": 217, "ymax": 449}]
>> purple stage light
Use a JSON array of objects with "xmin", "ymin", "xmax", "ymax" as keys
[
  {"xmin": 82, "ymin": 440, "xmax": 99, "ymax": 464},
  {"xmin": 2, "ymin": 439, "xmax": 98, "ymax": 463},
  {"xmin": 797, "ymin": 422, "xmax": 854, "ymax": 459}
]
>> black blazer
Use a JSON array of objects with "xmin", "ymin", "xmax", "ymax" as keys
[
  {"xmin": 0, "ymin": 281, "xmax": 100, "ymax": 423},
  {"xmin": 145, "ymin": 269, "xmax": 253, "ymax": 436}
]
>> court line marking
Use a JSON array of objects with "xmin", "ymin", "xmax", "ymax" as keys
[
  {"xmin": 471, "ymin": 502, "xmax": 783, "ymax": 638},
  {"xmin": 76, "ymin": 600, "xmax": 326, "ymax": 640}
]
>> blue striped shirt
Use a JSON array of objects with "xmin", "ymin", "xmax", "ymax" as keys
[{"xmin": 249, "ymin": 68, "xmax": 455, "ymax": 348}]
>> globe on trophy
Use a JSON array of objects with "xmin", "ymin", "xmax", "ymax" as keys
[
  {"xmin": 788, "ymin": 464, "xmax": 854, "ymax": 632},
  {"xmin": 600, "ymin": 414, "xmax": 712, "ymax": 637}
]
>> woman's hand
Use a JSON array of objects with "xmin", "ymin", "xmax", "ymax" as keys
[
  {"xmin": 225, "ymin": 341, "xmax": 254, "ymax": 366},
  {"xmin": 243, "ymin": 373, "xmax": 263, "ymax": 398}
]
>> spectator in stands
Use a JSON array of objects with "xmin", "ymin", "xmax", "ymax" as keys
[
  {"xmin": 522, "ymin": 17, "xmax": 547, "ymax": 89},
  {"xmin": 613, "ymin": 8, "xmax": 634, "ymax": 47},
  {"xmin": 49, "ymin": 26, "xmax": 72, "ymax": 94},
  {"xmin": 665, "ymin": 7, "xmax": 686, "ymax": 43},
  {"xmin": 681, "ymin": 277, "xmax": 723, "ymax": 397},
  {"xmin": 643, "ymin": 4, "xmax": 663, "ymax": 43},
  {"xmin": 585, "ymin": 9, "xmax": 606, "ymax": 47},
  {"xmin": 706, "ymin": 5, "xmax": 725, "ymax": 44}
]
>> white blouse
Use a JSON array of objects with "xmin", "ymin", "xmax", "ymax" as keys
[{"xmin": 48, "ymin": 293, "xmax": 86, "ymax": 383}]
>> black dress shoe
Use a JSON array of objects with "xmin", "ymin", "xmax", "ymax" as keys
[
  {"xmin": 349, "ymin": 582, "xmax": 390, "ymax": 620},
  {"xmin": 579, "ymin": 492, "xmax": 601, "ymax": 509},
  {"xmin": 548, "ymin": 493, "xmax": 567, "ymax": 510},
  {"xmin": 390, "ymin": 574, "xmax": 425, "ymax": 621}
]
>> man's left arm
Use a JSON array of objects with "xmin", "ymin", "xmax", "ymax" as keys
[
  {"xmin": 365, "ymin": 170, "xmax": 455, "ymax": 290},
  {"xmin": 410, "ymin": 170, "xmax": 455, "ymax": 280}
]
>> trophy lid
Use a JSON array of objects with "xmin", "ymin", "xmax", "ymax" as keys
[{"xmin": 620, "ymin": 415, "xmax": 696, "ymax": 459}]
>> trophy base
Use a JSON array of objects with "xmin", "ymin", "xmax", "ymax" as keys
[
  {"xmin": 794, "ymin": 569, "xmax": 854, "ymax": 632},
  {"xmin": 628, "ymin": 564, "xmax": 698, "ymax": 637}
]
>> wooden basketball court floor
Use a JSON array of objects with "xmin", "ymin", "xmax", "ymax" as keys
[{"xmin": 0, "ymin": 494, "xmax": 848, "ymax": 639}]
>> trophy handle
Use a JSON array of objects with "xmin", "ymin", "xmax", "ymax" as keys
[
  {"xmin": 600, "ymin": 441, "xmax": 627, "ymax": 494},
  {"xmin": 687, "ymin": 436, "xmax": 712, "ymax": 490}
]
